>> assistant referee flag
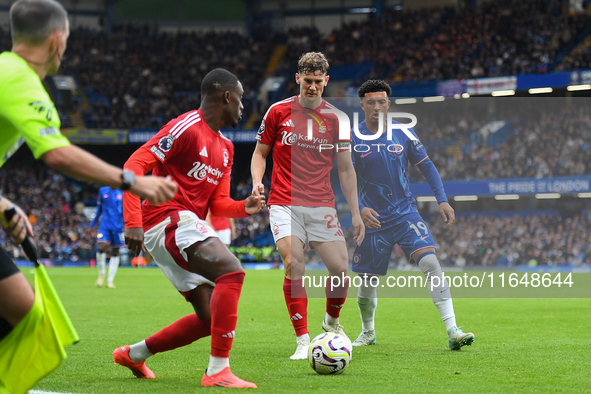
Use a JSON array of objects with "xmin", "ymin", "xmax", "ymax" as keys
[{"xmin": 0, "ymin": 264, "xmax": 79, "ymax": 394}]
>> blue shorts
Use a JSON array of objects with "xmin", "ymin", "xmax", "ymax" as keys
[
  {"xmin": 97, "ymin": 225, "xmax": 125, "ymax": 247},
  {"xmin": 352, "ymin": 211, "xmax": 436, "ymax": 276}
]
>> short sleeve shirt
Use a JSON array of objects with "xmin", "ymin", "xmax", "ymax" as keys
[
  {"xmin": 139, "ymin": 109, "xmax": 235, "ymax": 229},
  {"xmin": 0, "ymin": 52, "xmax": 70, "ymax": 168},
  {"xmin": 256, "ymin": 96, "xmax": 350, "ymax": 208}
]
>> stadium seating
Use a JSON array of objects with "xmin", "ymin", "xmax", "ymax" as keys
[{"xmin": 1, "ymin": 1, "xmax": 590, "ymax": 268}]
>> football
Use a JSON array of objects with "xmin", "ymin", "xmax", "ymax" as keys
[{"xmin": 308, "ymin": 332, "xmax": 352, "ymax": 375}]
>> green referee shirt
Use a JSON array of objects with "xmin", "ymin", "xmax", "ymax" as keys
[{"xmin": 0, "ymin": 51, "xmax": 70, "ymax": 168}]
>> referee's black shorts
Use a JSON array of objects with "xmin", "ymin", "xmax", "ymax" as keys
[
  {"xmin": 0, "ymin": 246, "xmax": 19, "ymax": 281},
  {"xmin": 0, "ymin": 246, "xmax": 21, "ymax": 339}
]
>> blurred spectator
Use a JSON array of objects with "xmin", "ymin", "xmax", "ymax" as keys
[
  {"xmin": 2, "ymin": 158, "xmax": 589, "ymax": 266},
  {"xmin": 320, "ymin": 0, "xmax": 591, "ymax": 83},
  {"xmin": 338, "ymin": 211, "xmax": 591, "ymax": 269},
  {"xmin": 0, "ymin": 160, "xmax": 96, "ymax": 262},
  {"xmin": 411, "ymin": 105, "xmax": 591, "ymax": 181}
]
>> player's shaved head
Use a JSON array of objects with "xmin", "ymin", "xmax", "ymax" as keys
[
  {"xmin": 10, "ymin": 0, "xmax": 68, "ymax": 45},
  {"xmin": 358, "ymin": 80, "xmax": 392, "ymax": 97},
  {"xmin": 298, "ymin": 52, "xmax": 329, "ymax": 75},
  {"xmin": 201, "ymin": 68, "xmax": 240, "ymax": 97}
]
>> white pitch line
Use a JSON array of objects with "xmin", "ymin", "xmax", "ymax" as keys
[{"xmin": 29, "ymin": 390, "xmax": 81, "ymax": 394}]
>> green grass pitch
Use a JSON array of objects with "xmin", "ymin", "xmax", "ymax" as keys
[{"xmin": 22, "ymin": 267, "xmax": 591, "ymax": 393}]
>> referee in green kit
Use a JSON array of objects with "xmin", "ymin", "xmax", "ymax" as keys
[{"xmin": 0, "ymin": 1, "xmax": 177, "ymax": 392}]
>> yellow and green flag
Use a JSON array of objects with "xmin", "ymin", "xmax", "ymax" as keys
[{"xmin": 0, "ymin": 265, "xmax": 79, "ymax": 394}]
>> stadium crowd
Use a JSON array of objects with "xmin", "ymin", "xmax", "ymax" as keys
[
  {"xmin": 0, "ymin": 157, "xmax": 276, "ymax": 263},
  {"xmin": 44, "ymin": 24, "xmax": 271, "ymax": 129},
  {"xmin": 1, "ymin": 154, "xmax": 589, "ymax": 268},
  {"xmin": 1, "ymin": 99, "xmax": 590, "ymax": 267},
  {"xmin": 338, "ymin": 210, "xmax": 591, "ymax": 269},
  {"xmin": 279, "ymin": 0, "xmax": 591, "ymax": 83},
  {"xmin": 1, "ymin": 0, "xmax": 591, "ymax": 268},
  {"xmin": 3, "ymin": 153, "xmax": 589, "ymax": 269},
  {"xmin": 3, "ymin": 0, "xmax": 591, "ymax": 131},
  {"xmin": 411, "ymin": 105, "xmax": 591, "ymax": 182},
  {"xmin": 429, "ymin": 211, "xmax": 591, "ymax": 267},
  {"xmin": 0, "ymin": 161, "xmax": 96, "ymax": 262}
]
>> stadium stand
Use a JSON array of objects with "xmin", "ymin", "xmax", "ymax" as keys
[
  {"xmin": 0, "ymin": 152, "xmax": 274, "ymax": 264},
  {"xmin": 0, "ymin": 160, "xmax": 96, "ymax": 263},
  {"xmin": 49, "ymin": 24, "xmax": 272, "ymax": 129},
  {"xmin": 1, "ymin": 0, "xmax": 590, "ymax": 268},
  {"xmin": 3, "ymin": 1, "xmax": 591, "ymax": 128},
  {"xmin": 409, "ymin": 105, "xmax": 591, "ymax": 182},
  {"xmin": 278, "ymin": 0, "xmax": 591, "ymax": 84},
  {"xmin": 336, "ymin": 210, "xmax": 591, "ymax": 269}
]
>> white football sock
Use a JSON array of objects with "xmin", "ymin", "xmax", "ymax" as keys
[
  {"xmin": 107, "ymin": 256, "xmax": 120, "ymax": 284},
  {"xmin": 207, "ymin": 355, "xmax": 230, "ymax": 376},
  {"xmin": 357, "ymin": 279, "xmax": 377, "ymax": 331},
  {"xmin": 96, "ymin": 252, "xmax": 106, "ymax": 278},
  {"xmin": 129, "ymin": 340, "xmax": 152, "ymax": 362},
  {"xmin": 418, "ymin": 253, "xmax": 457, "ymax": 331},
  {"xmin": 296, "ymin": 333, "xmax": 310, "ymax": 344},
  {"xmin": 324, "ymin": 313, "xmax": 338, "ymax": 326}
]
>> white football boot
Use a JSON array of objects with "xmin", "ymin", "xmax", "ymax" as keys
[
  {"xmin": 352, "ymin": 330, "xmax": 376, "ymax": 346},
  {"xmin": 290, "ymin": 336, "xmax": 310, "ymax": 360}
]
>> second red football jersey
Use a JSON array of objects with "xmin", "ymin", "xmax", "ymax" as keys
[{"xmin": 256, "ymin": 96, "xmax": 349, "ymax": 208}]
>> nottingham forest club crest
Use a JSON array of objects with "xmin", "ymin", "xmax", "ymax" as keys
[{"xmin": 304, "ymin": 112, "xmax": 327, "ymax": 134}]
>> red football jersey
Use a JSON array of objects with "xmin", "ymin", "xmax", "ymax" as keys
[
  {"xmin": 139, "ymin": 109, "xmax": 234, "ymax": 230},
  {"xmin": 210, "ymin": 213, "xmax": 231, "ymax": 231},
  {"xmin": 257, "ymin": 96, "xmax": 349, "ymax": 208}
]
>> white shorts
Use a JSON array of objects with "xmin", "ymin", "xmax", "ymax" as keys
[
  {"xmin": 143, "ymin": 210, "xmax": 217, "ymax": 297},
  {"xmin": 216, "ymin": 228, "xmax": 231, "ymax": 245},
  {"xmin": 268, "ymin": 205, "xmax": 345, "ymax": 246}
]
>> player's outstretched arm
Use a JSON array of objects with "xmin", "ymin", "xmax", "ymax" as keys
[
  {"xmin": 121, "ymin": 147, "xmax": 163, "ymax": 256},
  {"xmin": 416, "ymin": 158, "xmax": 455, "ymax": 226},
  {"xmin": 251, "ymin": 142, "xmax": 271, "ymax": 197},
  {"xmin": 210, "ymin": 179, "xmax": 266, "ymax": 218},
  {"xmin": 244, "ymin": 194, "xmax": 266, "ymax": 215},
  {"xmin": 41, "ymin": 145, "xmax": 177, "ymax": 205},
  {"xmin": 336, "ymin": 150, "xmax": 365, "ymax": 245},
  {"xmin": 124, "ymin": 227, "xmax": 145, "ymax": 257},
  {"xmin": 439, "ymin": 202, "xmax": 455, "ymax": 226}
]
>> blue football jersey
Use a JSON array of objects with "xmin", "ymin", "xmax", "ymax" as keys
[
  {"xmin": 351, "ymin": 120, "xmax": 429, "ymax": 233},
  {"xmin": 91, "ymin": 186, "xmax": 124, "ymax": 230}
]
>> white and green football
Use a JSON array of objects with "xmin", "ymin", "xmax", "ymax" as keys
[{"xmin": 308, "ymin": 332, "xmax": 352, "ymax": 375}]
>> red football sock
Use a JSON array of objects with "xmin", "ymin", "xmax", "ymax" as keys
[
  {"xmin": 145, "ymin": 314, "xmax": 211, "ymax": 355},
  {"xmin": 325, "ymin": 275, "xmax": 349, "ymax": 318},
  {"xmin": 210, "ymin": 271, "xmax": 245, "ymax": 358},
  {"xmin": 283, "ymin": 277, "xmax": 308, "ymax": 336}
]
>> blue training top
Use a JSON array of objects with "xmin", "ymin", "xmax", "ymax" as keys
[
  {"xmin": 351, "ymin": 120, "xmax": 446, "ymax": 234},
  {"xmin": 90, "ymin": 186, "xmax": 124, "ymax": 230}
]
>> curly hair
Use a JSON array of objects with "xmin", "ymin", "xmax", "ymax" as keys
[
  {"xmin": 358, "ymin": 79, "xmax": 392, "ymax": 98},
  {"xmin": 297, "ymin": 52, "xmax": 329, "ymax": 75}
]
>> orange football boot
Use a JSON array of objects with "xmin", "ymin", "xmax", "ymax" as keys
[
  {"xmin": 113, "ymin": 346, "xmax": 155, "ymax": 379},
  {"xmin": 201, "ymin": 367, "xmax": 257, "ymax": 388}
]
